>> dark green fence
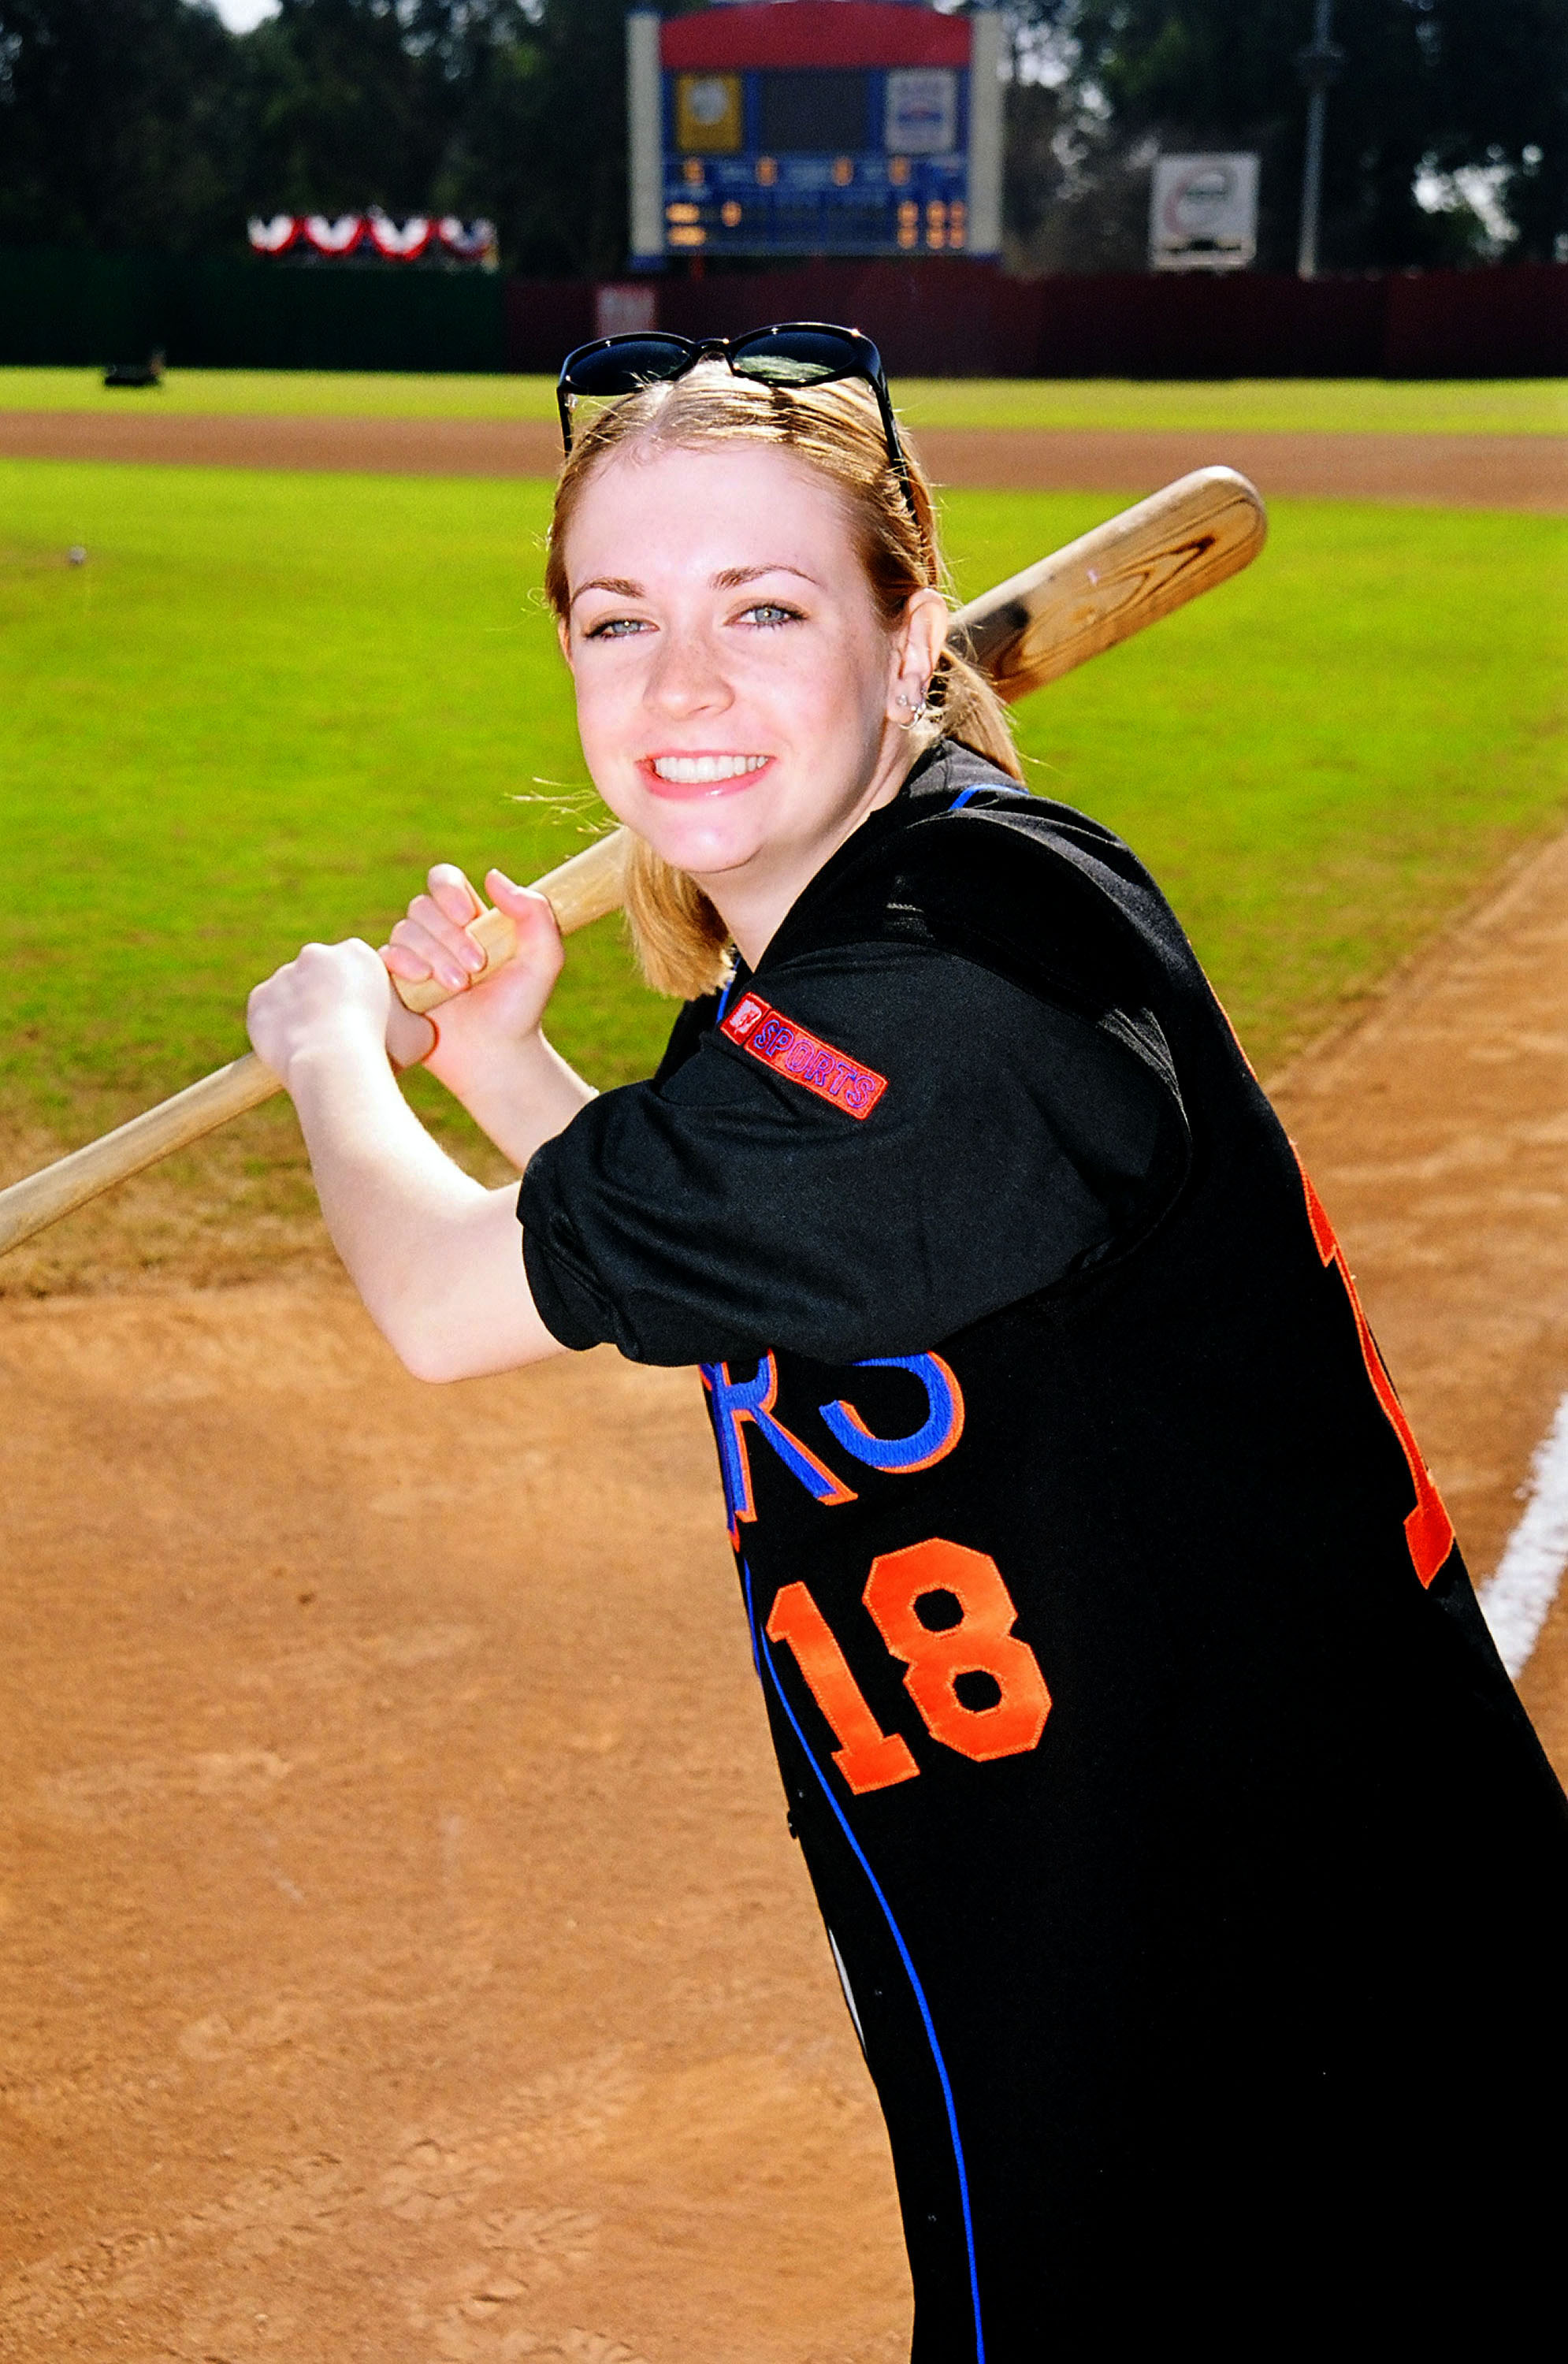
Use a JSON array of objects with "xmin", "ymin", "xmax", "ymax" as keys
[
  {"xmin": 0, "ymin": 250, "xmax": 507, "ymax": 373},
  {"xmin": 6, "ymin": 247, "xmax": 1562, "ymax": 379}
]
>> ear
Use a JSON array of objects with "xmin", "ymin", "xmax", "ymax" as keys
[
  {"xmin": 556, "ymin": 616, "xmax": 574, "ymax": 670},
  {"xmin": 886, "ymin": 588, "xmax": 950, "ymax": 721}
]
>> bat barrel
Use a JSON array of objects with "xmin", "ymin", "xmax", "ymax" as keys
[{"xmin": 948, "ymin": 466, "xmax": 1265, "ymax": 701}]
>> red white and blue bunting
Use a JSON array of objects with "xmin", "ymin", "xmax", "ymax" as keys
[{"xmin": 247, "ymin": 212, "xmax": 498, "ymax": 266}]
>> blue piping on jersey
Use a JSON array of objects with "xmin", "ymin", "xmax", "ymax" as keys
[
  {"xmin": 741, "ymin": 1557, "xmax": 986, "ymax": 2363},
  {"xmin": 949, "ymin": 786, "xmax": 983, "ymax": 811},
  {"xmin": 715, "ymin": 972, "xmax": 735, "ymax": 1023}
]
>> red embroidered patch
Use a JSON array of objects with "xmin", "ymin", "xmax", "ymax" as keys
[{"xmin": 719, "ymin": 993, "xmax": 888, "ymax": 1120}]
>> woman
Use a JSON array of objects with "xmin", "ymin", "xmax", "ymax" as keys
[{"xmin": 247, "ymin": 331, "xmax": 1566, "ymax": 2351}]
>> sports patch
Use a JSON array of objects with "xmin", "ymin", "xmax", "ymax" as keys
[{"xmin": 719, "ymin": 993, "xmax": 888, "ymax": 1120}]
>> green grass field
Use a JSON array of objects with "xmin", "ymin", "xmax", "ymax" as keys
[
  {"xmin": 1, "ymin": 366, "xmax": 1562, "ymax": 435},
  {"xmin": 1, "ymin": 455, "xmax": 1564, "ymax": 1264}
]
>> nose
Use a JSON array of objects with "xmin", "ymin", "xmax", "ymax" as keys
[{"xmin": 644, "ymin": 617, "xmax": 734, "ymax": 720}]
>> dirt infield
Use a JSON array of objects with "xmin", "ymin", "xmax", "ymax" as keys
[
  {"xmin": 2, "ymin": 406, "xmax": 1564, "ymax": 507},
  {"xmin": 1272, "ymin": 824, "xmax": 1568, "ymax": 1766},
  {"xmin": 2, "ymin": 820, "xmax": 1566, "ymax": 2359}
]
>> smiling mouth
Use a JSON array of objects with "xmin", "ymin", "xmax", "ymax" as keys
[{"xmin": 648, "ymin": 753, "xmax": 771, "ymax": 786}]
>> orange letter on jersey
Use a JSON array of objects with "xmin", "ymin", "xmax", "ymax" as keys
[
  {"xmin": 766, "ymin": 1582, "xmax": 920, "ymax": 1795},
  {"xmin": 1297, "ymin": 1159, "xmax": 1454, "ymax": 1587},
  {"xmin": 864, "ymin": 1538, "xmax": 1050, "ymax": 1764}
]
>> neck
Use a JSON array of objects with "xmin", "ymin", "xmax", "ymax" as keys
[{"xmin": 697, "ymin": 729, "xmax": 920, "ymax": 970}]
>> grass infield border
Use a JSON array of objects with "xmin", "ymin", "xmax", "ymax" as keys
[{"xmin": 0, "ymin": 368, "xmax": 1562, "ymax": 437}]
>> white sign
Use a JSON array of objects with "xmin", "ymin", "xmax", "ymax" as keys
[
  {"xmin": 1150, "ymin": 154, "xmax": 1259, "ymax": 270},
  {"xmin": 885, "ymin": 69, "xmax": 957, "ymax": 158}
]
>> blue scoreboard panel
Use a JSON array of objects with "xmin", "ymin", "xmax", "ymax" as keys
[{"xmin": 627, "ymin": 4, "xmax": 1002, "ymax": 268}]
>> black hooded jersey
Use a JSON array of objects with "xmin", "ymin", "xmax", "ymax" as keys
[{"xmin": 521, "ymin": 742, "xmax": 1568, "ymax": 2354}]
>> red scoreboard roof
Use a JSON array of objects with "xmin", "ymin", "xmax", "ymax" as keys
[{"xmin": 660, "ymin": 2, "xmax": 971, "ymax": 72}]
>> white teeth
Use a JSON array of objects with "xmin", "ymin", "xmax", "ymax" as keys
[{"xmin": 650, "ymin": 753, "xmax": 768, "ymax": 784}]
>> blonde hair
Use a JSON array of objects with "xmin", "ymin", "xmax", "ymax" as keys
[{"xmin": 544, "ymin": 363, "xmax": 1021, "ymax": 999}]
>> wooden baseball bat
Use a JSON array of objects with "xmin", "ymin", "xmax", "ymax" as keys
[{"xmin": 0, "ymin": 465, "xmax": 1263, "ymax": 1258}]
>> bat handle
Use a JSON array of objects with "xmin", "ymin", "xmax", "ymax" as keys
[
  {"xmin": 392, "ymin": 828, "xmax": 629, "ymax": 1014},
  {"xmin": 0, "ymin": 829, "xmax": 632, "ymax": 1259}
]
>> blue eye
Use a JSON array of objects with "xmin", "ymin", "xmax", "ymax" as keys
[
  {"xmin": 741, "ymin": 603, "xmax": 801, "ymax": 627},
  {"xmin": 585, "ymin": 615, "xmax": 648, "ymax": 639}
]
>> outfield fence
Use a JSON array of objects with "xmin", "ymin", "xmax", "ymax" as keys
[
  {"xmin": 507, "ymin": 258, "xmax": 1567, "ymax": 379},
  {"xmin": 0, "ymin": 247, "xmax": 1561, "ymax": 380},
  {"xmin": 0, "ymin": 250, "xmax": 506, "ymax": 374}
]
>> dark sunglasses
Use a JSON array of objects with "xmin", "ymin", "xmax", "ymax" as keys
[{"xmin": 555, "ymin": 320, "xmax": 916, "ymax": 518}]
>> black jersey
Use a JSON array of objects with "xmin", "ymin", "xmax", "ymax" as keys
[{"xmin": 522, "ymin": 743, "xmax": 1568, "ymax": 2353}]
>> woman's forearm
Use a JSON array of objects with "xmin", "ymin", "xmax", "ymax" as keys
[
  {"xmin": 382, "ymin": 867, "xmax": 596, "ymax": 1172},
  {"xmin": 288, "ymin": 1031, "xmax": 561, "ymax": 1382},
  {"xmin": 424, "ymin": 1024, "xmax": 597, "ymax": 1176}
]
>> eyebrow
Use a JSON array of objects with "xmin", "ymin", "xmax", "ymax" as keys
[
  {"xmin": 570, "ymin": 575, "xmax": 645, "ymax": 606},
  {"xmin": 570, "ymin": 562, "xmax": 819, "ymax": 609},
  {"xmin": 711, "ymin": 563, "xmax": 818, "ymax": 590}
]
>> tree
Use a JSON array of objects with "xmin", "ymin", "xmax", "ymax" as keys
[
  {"xmin": 232, "ymin": 0, "xmax": 546, "ymax": 229},
  {"xmin": 1003, "ymin": 0, "xmax": 1568, "ymax": 270},
  {"xmin": 0, "ymin": 0, "xmax": 241, "ymax": 251},
  {"xmin": 437, "ymin": 0, "xmax": 635, "ymax": 277},
  {"xmin": 234, "ymin": 0, "xmax": 449, "ymax": 220},
  {"xmin": 1005, "ymin": 76, "xmax": 1160, "ymax": 273},
  {"xmin": 0, "ymin": 0, "xmax": 671, "ymax": 275}
]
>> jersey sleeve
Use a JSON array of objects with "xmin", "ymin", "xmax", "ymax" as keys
[{"xmin": 518, "ymin": 940, "xmax": 1188, "ymax": 1369}]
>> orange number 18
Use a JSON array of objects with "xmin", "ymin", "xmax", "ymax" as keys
[{"xmin": 764, "ymin": 1539, "xmax": 1050, "ymax": 1796}]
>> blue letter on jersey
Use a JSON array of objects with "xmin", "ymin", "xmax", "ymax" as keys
[
  {"xmin": 819, "ymin": 1353, "xmax": 965, "ymax": 1474},
  {"xmin": 701, "ymin": 1355, "xmax": 858, "ymax": 1546}
]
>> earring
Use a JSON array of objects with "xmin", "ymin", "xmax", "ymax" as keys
[{"xmin": 896, "ymin": 693, "xmax": 912, "ymax": 709}]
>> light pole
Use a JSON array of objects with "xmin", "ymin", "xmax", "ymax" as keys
[{"xmin": 1295, "ymin": 0, "xmax": 1344, "ymax": 278}]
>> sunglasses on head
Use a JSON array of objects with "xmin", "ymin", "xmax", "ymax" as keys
[{"xmin": 555, "ymin": 320, "xmax": 916, "ymax": 518}]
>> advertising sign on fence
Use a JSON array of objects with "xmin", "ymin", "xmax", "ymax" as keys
[{"xmin": 1149, "ymin": 154, "xmax": 1259, "ymax": 272}]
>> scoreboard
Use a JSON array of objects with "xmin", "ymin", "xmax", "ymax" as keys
[{"xmin": 627, "ymin": 2, "xmax": 1003, "ymax": 268}]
